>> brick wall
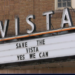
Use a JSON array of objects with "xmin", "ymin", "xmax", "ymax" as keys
[{"xmin": 0, "ymin": 67, "xmax": 75, "ymax": 74}]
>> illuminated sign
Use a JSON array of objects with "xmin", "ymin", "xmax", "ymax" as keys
[{"xmin": 0, "ymin": 33, "xmax": 75, "ymax": 64}]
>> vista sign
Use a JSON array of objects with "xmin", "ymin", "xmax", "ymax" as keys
[
  {"xmin": 0, "ymin": 8, "xmax": 73, "ymax": 38},
  {"xmin": 0, "ymin": 8, "xmax": 75, "ymax": 64}
]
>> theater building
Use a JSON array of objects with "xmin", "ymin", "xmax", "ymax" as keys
[{"xmin": 0, "ymin": 0, "xmax": 75, "ymax": 74}]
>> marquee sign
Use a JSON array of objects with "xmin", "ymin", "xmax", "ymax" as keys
[
  {"xmin": 0, "ymin": 8, "xmax": 75, "ymax": 64},
  {"xmin": 0, "ymin": 33, "xmax": 75, "ymax": 64}
]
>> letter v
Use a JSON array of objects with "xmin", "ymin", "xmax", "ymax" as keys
[{"xmin": 0, "ymin": 20, "xmax": 9, "ymax": 38}]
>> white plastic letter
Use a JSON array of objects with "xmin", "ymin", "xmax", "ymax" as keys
[
  {"xmin": 0, "ymin": 20, "xmax": 9, "ymax": 38},
  {"xmin": 61, "ymin": 8, "xmax": 73, "ymax": 28},
  {"xmin": 15, "ymin": 17, "xmax": 19, "ymax": 36},
  {"xmin": 43, "ymin": 11, "xmax": 54, "ymax": 30},
  {"xmin": 26, "ymin": 15, "xmax": 35, "ymax": 34}
]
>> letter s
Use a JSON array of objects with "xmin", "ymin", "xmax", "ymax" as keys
[{"xmin": 26, "ymin": 15, "xmax": 36, "ymax": 34}]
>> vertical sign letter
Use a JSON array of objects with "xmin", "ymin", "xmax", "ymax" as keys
[
  {"xmin": 43, "ymin": 11, "xmax": 54, "ymax": 30},
  {"xmin": 15, "ymin": 17, "xmax": 19, "ymax": 36},
  {"xmin": 26, "ymin": 15, "xmax": 35, "ymax": 34},
  {"xmin": 61, "ymin": 8, "xmax": 73, "ymax": 28},
  {"xmin": 0, "ymin": 20, "xmax": 9, "ymax": 38}
]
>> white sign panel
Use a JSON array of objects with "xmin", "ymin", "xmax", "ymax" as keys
[{"xmin": 0, "ymin": 33, "xmax": 75, "ymax": 64}]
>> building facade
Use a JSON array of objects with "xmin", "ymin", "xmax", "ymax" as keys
[{"xmin": 0, "ymin": 0, "xmax": 75, "ymax": 74}]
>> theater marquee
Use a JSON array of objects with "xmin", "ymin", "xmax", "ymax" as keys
[
  {"xmin": 0, "ymin": 8, "xmax": 75, "ymax": 64},
  {"xmin": 0, "ymin": 33, "xmax": 75, "ymax": 64}
]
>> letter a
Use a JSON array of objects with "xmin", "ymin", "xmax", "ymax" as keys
[{"xmin": 61, "ymin": 8, "xmax": 73, "ymax": 28}]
